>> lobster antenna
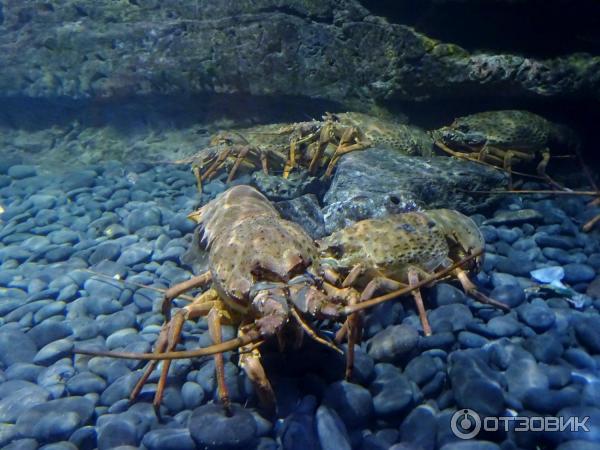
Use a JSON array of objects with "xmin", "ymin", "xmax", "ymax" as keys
[{"xmin": 74, "ymin": 329, "xmax": 262, "ymax": 361}]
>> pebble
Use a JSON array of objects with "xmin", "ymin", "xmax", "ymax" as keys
[
  {"xmin": 142, "ymin": 428, "xmax": 196, "ymax": 450},
  {"xmin": 367, "ymin": 325, "xmax": 419, "ymax": 362},
  {"xmin": 66, "ymin": 371, "xmax": 108, "ymax": 395},
  {"xmin": 505, "ymin": 358, "xmax": 549, "ymax": 401},
  {"xmin": 316, "ymin": 405, "xmax": 351, "ymax": 450},
  {"xmin": 96, "ymin": 415, "xmax": 140, "ymax": 450},
  {"xmin": 8, "ymin": 165, "xmax": 37, "ymax": 179},
  {"xmin": 26, "ymin": 321, "xmax": 72, "ymax": 348},
  {"xmin": 575, "ymin": 317, "xmax": 600, "ymax": 354},
  {"xmin": 188, "ymin": 404, "xmax": 257, "ymax": 449},
  {"xmin": 323, "ymin": 381, "xmax": 373, "ymax": 427},
  {"xmin": 483, "ymin": 315, "xmax": 522, "ymax": 338},
  {"xmin": 370, "ymin": 364, "xmax": 414, "ymax": 417},
  {"xmin": 116, "ymin": 244, "xmax": 153, "ymax": 266},
  {"xmin": 518, "ymin": 302, "xmax": 556, "ymax": 332},
  {"xmin": 449, "ymin": 351, "xmax": 505, "ymax": 417},
  {"xmin": 0, "ymin": 381, "xmax": 50, "ymax": 422},
  {"xmin": 563, "ymin": 263, "xmax": 596, "ymax": 284},
  {"xmin": 0, "ymin": 328, "xmax": 37, "ymax": 365},
  {"xmin": 33, "ymin": 338, "xmax": 74, "ymax": 366},
  {"xmin": 398, "ymin": 404, "xmax": 437, "ymax": 450},
  {"xmin": 15, "ymin": 396, "xmax": 94, "ymax": 442},
  {"xmin": 524, "ymin": 332, "xmax": 564, "ymax": 363},
  {"xmin": 429, "ymin": 304, "xmax": 473, "ymax": 332},
  {"xmin": 125, "ymin": 207, "xmax": 162, "ymax": 232},
  {"xmin": 89, "ymin": 242, "xmax": 121, "ymax": 265}
]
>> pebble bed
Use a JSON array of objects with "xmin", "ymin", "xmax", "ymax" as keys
[{"xmin": 0, "ymin": 161, "xmax": 599, "ymax": 450}]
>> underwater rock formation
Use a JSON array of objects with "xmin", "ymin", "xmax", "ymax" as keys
[
  {"xmin": 0, "ymin": 0, "xmax": 598, "ymax": 106},
  {"xmin": 322, "ymin": 148, "xmax": 508, "ymax": 233}
]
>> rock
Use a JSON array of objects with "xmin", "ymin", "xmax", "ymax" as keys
[
  {"xmin": 315, "ymin": 405, "xmax": 351, "ymax": 450},
  {"xmin": 4, "ymin": 363, "xmax": 44, "ymax": 382},
  {"xmin": 0, "ymin": 381, "xmax": 50, "ymax": 422},
  {"xmin": 39, "ymin": 442, "xmax": 78, "ymax": 450},
  {"xmin": 522, "ymin": 386, "xmax": 580, "ymax": 415},
  {"xmin": 484, "ymin": 315, "xmax": 522, "ymax": 338},
  {"xmin": 33, "ymin": 338, "xmax": 74, "ymax": 366},
  {"xmin": 96, "ymin": 416, "xmax": 140, "ymax": 450},
  {"xmin": 440, "ymin": 442, "xmax": 500, "ymax": 450},
  {"xmin": 489, "ymin": 284, "xmax": 525, "ymax": 308},
  {"xmin": 0, "ymin": 328, "xmax": 37, "ymax": 365},
  {"xmin": 15, "ymin": 396, "xmax": 94, "ymax": 442},
  {"xmin": 404, "ymin": 355, "xmax": 438, "ymax": 386},
  {"xmin": 449, "ymin": 351, "xmax": 505, "ymax": 417},
  {"xmin": 563, "ymin": 263, "xmax": 596, "ymax": 284},
  {"xmin": 66, "ymin": 371, "xmax": 108, "ymax": 395},
  {"xmin": 189, "ymin": 403, "xmax": 257, "ymax": 449},
  {"xmin": 495, "ymin": 249, "xmax": 535, "ymax": 277},
  {"xmin": 125, "ymin": 207, "xmax": 162, "ymax": 233},
  {"xmin": 367, "ymin": 325, "xmax": 419, "ymax": 362},
  {"xmin": 275, "ymin": 194, "xmax": 326, "ymax": 239},
  {"xmin": 323, "ymin": 381, "xmax": 373, "ymax": 427},
  {"xmin": 26, "ymin": 321, "xmax": 72, "ymax": 348},
  {"xmin": 181, "ymin": 381, "xmax": 205, "ymax": 410},
  {"xmin": 68, "ymin": 426, "xmax": 96, "ymax": 450},
  {"xmin": 518, "ymin": 302, "xmax": 556, "ymax": 332},
  {"xmin": 505, "ymin": 358, "xmax": 549, "ymax": 401},
  {"xmin": 557, "ymin": 441, "xmax": 600, "ymax": 450},
  {"xmin": 496, "ymin": 227, "xmax": 521, "ymax": 244},
  {"xmin": 431, "ymin": 283, "xmax": 467, "ymax": 306},
  {"xmin": 587, "ymin": 276, "xmax": 600, "ymax": 299},
  {"xmin": 575, "ymin": 317, "xmax": 600, "ymax": 354},
  {"xmin": 370, "ymin": 364, "xmax": 414, "ymax": 417},
  {"xmin": 116, "ymin": 244, "xmax": 153, "ymax": 266},
  {"xmin": 253, "ymin": 171, "xmax": 323, "ymax": 201},
  {"xmin": 429, "ymin": 304, "xmax": 473, "ymax": 332},
  {"xmin": 535, "ymin": 234, "xmax": 577, "ymax": 249},
  {"xmin": 483, "ymin": 209, "xmax": 543, "ymax": 226},
  {"xmin": 142, "ymin": 429, "xmax": 196, "ymax": 450},
  {"xmin": 398, "ymin": 404, "xmax": 437, "ymax": 450},
  {"xmin": 89, "ymin": 242, "xmax": 121, "ymax": 265},
  {"xmin": 556, "ymin": 406, "xmax": 600, "ymax": 443},
  {"xmin": 322, "ymin": 149, "xmax": 507, "ymax": 233},
  {"xmin": 524, "ymin": 332, "xmax": 564, "ymax": 363},
  {"xmin": 8, "ymin": 165, "xmax": 36, "ymax": 179}
]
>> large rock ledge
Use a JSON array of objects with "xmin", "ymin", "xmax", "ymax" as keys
[{"xmin": 0, "ymin": 0, "xmax": 598, "ymax": 104}]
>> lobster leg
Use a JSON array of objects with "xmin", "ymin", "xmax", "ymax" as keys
[
  {"xmin": 453, "ymin": 268, "xmax": 510, "ymax": 312},
  {"xmin": 161, "ymin": 271, "xmax": 212, "ymax": 321},
  {"xmin": 407, "ymin": 270, "xmax": 433, "ymax": 337},
  {"xmin": 132, "ymin": 290, "xmax": 218, "ymax": 412},
  {"xmin": 237, "ymin": 326, "xmax": 275, "ymax": 413},
  {"xmin": 324, "ymin": 129, "xmax": 371, "ymax": 178},
  {"xmin": 208, "ymin": 302, "xmax": 232, "ymax": 414}
]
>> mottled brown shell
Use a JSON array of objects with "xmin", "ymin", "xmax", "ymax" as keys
[
  {"xmin": 318, "ymin": 209, "xmax": 484, "ymax": 283},
  {"xmin": 191, "ymin": 185, "xmax": 318, "ymax": 305}
]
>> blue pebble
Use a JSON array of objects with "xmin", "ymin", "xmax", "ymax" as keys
[
  {"xmin": 323, "ymin": 381, "xmax": 373, "ymax": 427},
  {"xmin": 33, "ymin": 338, "xmax": 74, "ymax": 366},
  {"xmin": 117, "ymin": 244, "xmax": 153, "ymax": 266},
  {"xmin": 68, "ymin": 426, "xmax": 96, "ymax": 450},
  {"xmin": 0, "ymin": 381, "xmax": 50, "ymax": 422},
  {"xmin": 66, "ymin": 371, "xmax": 107, "ymax": 395},
  {"xmin": 563, "ymin": 263, "xmax": 596, "ymax": 284},
  {"xmin": 182, "ymin": 381, "xmax": 205, "ymax": 410},
  {"xmin": 556, "ymin": 406, "xmax": 600, "ymax": 443},
  {"xmin": 484, "ymin": 315, "xmax": 521, "ymax": 338},
  {"xmin": 575, "ymin": 317, "xmax": 600, "ymax": 354},
  {"xmin": 188, "ymin": 404, "xmax": 257, "ymax": 449},
  {"xmin": 15, "ymin": 396, "xmax": 94, "ymax": 442},
  {"xmin": 371, "ymin": 363, "xmax": 414, "ymax": 417},
  {"xmin": 458, "ymin": 331, "xmax": 489, "ymax": 348},
  {"xmin": 39, "ymin": 441, "xmax": 78, "ymax": 450},
  {"xmin": 505, "ymin": 358, "xmax": 549, "ymax": 401},
  {"xmin": 404, "ymin": 355, "xmax": 438, "ymax": 386},
  {"xmin": 83, "ymin": 277, "xmax": 123, "ymax": 299},
  {"xmin": 399, "ymin": 404, "xmax": 437, "ymax": 450},
  {"xmin": 522, "ymin": 386, "xmax": 580, "ymax": 414},
  {"xmin": 27, "ymin": 321, "xmax": 72, "ymax": 348},
  {"xmin": 524, "ymin": 332, "xmax": 563, "ymax": 363},
  {"xmin": 518, "ymin": 302, "xmax": 556, "ymax": 332},
  {"xmin": 367, "ymin": 325, "xmax": 418, "ymax": 362},
  {"xmin": 449, "ymin": 351, "xmax": 505, "ymax": 417},
  {"xmin": 489, "ymin": 284, "xmax": 525, "ymax": 307},
  {"xmin": 3, "ymin": 438, "xmax": 39, "ymax": 450},
  {"xmin": 535, "ymin": 234, "xmax": 575, "ymax": 249},
  {"xmin": 125, "ymin": 207, "xmax": 162, "ymax": 233},
  {"xmin": 100, "ymin": 372, "xmax": 141, "ymax": 406},
  {"xmin": 4, "ymin": 363, "xmax": 44, "ymax": 382},
  {"xmin": 96, "ymin": 416, "xmax": 140, "ymax": 450},
  {"xmin": 8, "ymin": 165, "xmax": 37, "ymax": 179},
  {"xmin": 142, "ymin": 428, "xmax": 196, "ymax": 450},
  {"xmin": 497, "ymin": 227, "xmax": 521, "ymax": 244},
  {"xmin": 0, "ymin": 175, "xmax": 11, "ymax": 187},
  {"xmin": 97, "ymin": 310, "xmax": 137, "ymax": 336},
  {"xmin": 89, "ymin": 242, "xmax": 121, "ymax": 265},
  {"xmin": 169, "ymin": 214, "xmax": 197, "ymax": 234},
  {"xmin": 0, "ymin": 329, "xmax": 37, "ymax": 365},
  {"xmin": 316, "ymin": 405, "xmax": 351, "ymax": 450}
]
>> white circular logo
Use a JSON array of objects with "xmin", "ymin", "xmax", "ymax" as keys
[{"xmin": 451, "ymin": 408, "xmax": 482, "ymax": 440}]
